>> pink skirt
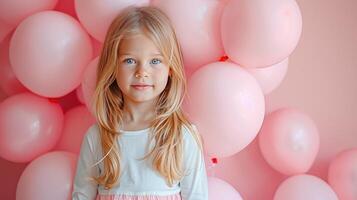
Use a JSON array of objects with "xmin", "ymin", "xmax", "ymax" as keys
[{"xmin": 96, "ymin": 193, "xmax": 182, "ymax": 200}]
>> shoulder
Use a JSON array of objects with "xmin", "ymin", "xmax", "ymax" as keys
[
  {"xmin": 181, "ymin": 123, "xmax": 201, "ymax": 151},
  {"xmin": 83, "ymin": 123, "xmax": 101, "ymax": 150}
]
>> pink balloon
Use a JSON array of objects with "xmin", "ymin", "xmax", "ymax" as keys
[
  {"xmin": 0, "ymin": 0, "xmax": 58, "ymax": 26},
  {"xmin": 208, "ymin": 177, "xmax": 243, "ymax": 200},
  {"xmin": 9, "ymin": 11, "xmax": 93, "ymax": 97},
  {"xmin": 16, "ymin": 151, "xmax": 77, "ymax": 200},
  {"xmin": 274, "ymin": 174, "xmax": 338, "ymax": 200},
  {"xmin": 151, "ymin": 0, "xmax": 225, "ymax": 71},
  {"xmin": 185, "ymin": 62, "xmax": 265, "ymax": 157},
  {"xmin": 259, "ymin": 107, "xmax": 320, "ymax": 175},
  {"xmin": 0, "ymin": 92, "xmax": 64, "ymax": 163},
  {"xmin": 75, "ymin": 0, "xmax": 149, "ymax": 42},
  {"xmin": 221, "ymin": 0, "xmax": 302, "ymax": 68},
  {"xmin": 328, "ymin": 148, "xmax": 357, "ymax": 200},
  {"xmin": 247, "ymin": 58, "xmax": 289, "ymax": 95},
  {"xmin": 0, "ymin": 34, "xmax": 28, "ymax": 96},
  {"xmin": 55, "ymin": 105, "xmax": 96, "ymax": 154},
  {"xmin": 81, "ymin": 57, "xmax": 99, "ymax": 112}
]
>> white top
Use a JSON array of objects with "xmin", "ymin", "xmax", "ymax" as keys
[{"xmin": 72, "ymin": 123, "xmax": 208, "ymax": 200}]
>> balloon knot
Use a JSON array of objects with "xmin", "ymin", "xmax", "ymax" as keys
[
  {"xmin": 219, "ymin": 55, "xmax": 229, "ymax": 62},
  {"xmin": 211, "ymin": 157, "xmax": 218, "ymax": 164}
]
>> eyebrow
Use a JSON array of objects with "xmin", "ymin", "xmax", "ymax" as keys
[{"xmin": 119, "ymin": 53, "xmax": 163, "ymax": 56}]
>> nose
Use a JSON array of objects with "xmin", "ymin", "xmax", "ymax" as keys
[{"xmin": 135, "ymin": 62, "xmax": 149, "ymax": 78}]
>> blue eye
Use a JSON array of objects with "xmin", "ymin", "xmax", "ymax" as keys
[
  {"xmin": 150, "ymin": 58, "xmax": 161, "ymax": 65},
  {"xmin": 124, "ymin": 58, "xmax": 136, "ymax": 65}
]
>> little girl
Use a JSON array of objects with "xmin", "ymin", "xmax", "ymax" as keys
[{"xmin": 72, "ymin": 5, "xmax": 208, "ymax": 200}]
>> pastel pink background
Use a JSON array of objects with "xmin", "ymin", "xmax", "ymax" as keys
[{"xmin": 0, "ymin": 0, "xmax": 356, "ymax": 199}]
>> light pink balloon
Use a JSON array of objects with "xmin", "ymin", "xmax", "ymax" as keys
[
  {"xmin": 0, "ymin": 92, "xmax": 64, "ymax": 163},
  {"xmin": 0, "ymin": 0, "xmax": 58, "ymax": 26},
  {"xmin": 0, "ymin": 34, "xmax": 28, "ymax": 96},
  {"xmin": 328, "ymin": 148, "xmax": 357, "ymax": 200},
  {"xmin": 16, "ymin": 151, "xmax": 77, "ymax": 200},
  {"xmin": 81, "ymin": 57, "xmax": 99, "ymax": 113},
  {"xmin": 9, "ymin": 11, "xmax": 93, "ymax": 97},
  {"xmin": 151, "ymin": 0, "xmax": 225, "ymax": 71},
  {"xmin": 221, "ymin": 0, "xmax": 302, "ymax": 68},
  {"xmin": 259, "ymin": 107, "xmax": 320, "ymax": 175},
  {"xmin": 75, "ymin": 0, "xmax": 149, "ymax": 42},
  {"xmin": 247, "ymin": 58, "xmax": 289, "ymax": 95},
  {"xmin": 55, "ymin": 105, "xmax": 96, "ymax": 154},
  {"xmin": 208, "ymin": 177, "xmax": 243, "ymax": 200},
  {"xmin": 274, "ymin": 174, "xmax": 338, "ymax": 200},
  {"xmin": 185, "ymin": 62, "xmax": 265, "ymax": 157}
]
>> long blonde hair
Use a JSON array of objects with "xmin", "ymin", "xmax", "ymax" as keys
[{"xmin": 91, "ymin": 6, "xmax": 204, "ymax": 189}]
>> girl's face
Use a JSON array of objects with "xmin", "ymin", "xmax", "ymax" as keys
[{"xmin": 116, "ymin": 33, "xmax": 170, "ymax": 104}]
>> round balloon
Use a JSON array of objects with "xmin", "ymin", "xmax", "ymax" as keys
[
  {"xmin": 328, "ymin": 148, "xmax": 357, "ymax": 200},
  {"xmin": 0, "ymin": 92, "xmax": 64, "ymax": 163},
  {"xmin": 55, "ymin": 105, "xmax": 96, "ymax": 154},
  {"xmin": 9, "ymin": 11, "xmax": 92, "ymax": 97},
  {"xmin": 247, "ymin": 58, "xmax": 289, "ymax": 95},
  {"xmin": 16, "ymin": 151, "xmax": 77, "ymax": 200},
  {"xmin": 221, "ymin": 0, "xmax": 302, "ymax": 68},
  {"xmin": 259, "ymin": 107, "xmax": 320, "ymax": 175},
  {"xmin": 152, "ymin": 0, "xmax": 224, "ymax": 71},
  {"xmin": 208, "ymin": 177, "xmax": 243, "ymax": 200},
  {"xmin": 186, "ymin": 62, "xmax": 265, "ymax": 157},
  {"xmin": 75, "ymin": 0, "xmax": 149, "ymax": 42},
  {"xmin": 274, "ymin": 174, "xmax": 338, "ymax": 200}
]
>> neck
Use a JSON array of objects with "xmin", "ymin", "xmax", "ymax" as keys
[{"xmin": 122, "ymin": 99, "xmax": 157, "ymax": 123}]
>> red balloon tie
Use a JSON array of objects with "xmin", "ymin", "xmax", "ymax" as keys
[{"xmin": 219, "ymin": 55, "xmax": 229, "ymax": 62}]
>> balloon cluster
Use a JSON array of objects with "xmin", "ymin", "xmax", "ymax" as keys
[{"xmin": 0, "ymin": 0, "xmax": 355, "ymax": 200}]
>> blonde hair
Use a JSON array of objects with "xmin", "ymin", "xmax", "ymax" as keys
[{"xmin": 91, "ymin": 6, "xmax": 204, "ymax": 189}]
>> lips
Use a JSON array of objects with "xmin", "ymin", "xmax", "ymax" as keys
[
  {"xmin": 131, "ymin": 84, "xmax": 153, "ymax": 90},
  {"xmin": 131, "ymin": 84, "xmax": 152, "ymax": 87}
]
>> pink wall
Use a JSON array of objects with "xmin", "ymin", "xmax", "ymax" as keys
[{"xmin": 1, "ymin": 0, "xmax": 356, "ymax": 199}]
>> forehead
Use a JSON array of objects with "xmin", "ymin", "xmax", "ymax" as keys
[{"xmin": 118, "ymin": 33, "xmax": 161, "ymax": 55}]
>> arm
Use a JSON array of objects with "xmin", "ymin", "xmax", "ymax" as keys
[
  {"xmin": 72, "ymin": 127, "xmax": 100, "ymax": 200},
  {"xmin": 180, "ymin": 125, "xmax": 209, "ymax": 200}
]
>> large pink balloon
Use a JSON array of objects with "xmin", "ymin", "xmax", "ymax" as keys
[
  {"xmin": 75, "ymin": 0, "xmax": 149, "ymax": 42},
  {"xmin": 258, "ymin": 107, "xmax": 320, "ymax": 175},
  {"xmin": 328, "ymin": 148, "xmax": 357, "ymax": 200},
  {"xmin": 0, "ymin": 0, "xmax": 57, "ymax": 26},
  {"xmin": 186, "ymin": 62, "xmax": 265, "ymax": 157},
  {"xmin": 0, "ymin": 34, "xmax": 28, "ymax": 96},
  {"xmin": 0, "ymin": 92, "xmax": 64, "ymax": 163},
  {"xmin": 81, "ymin": 57, "xmax": 99, "ymax": 112},
  {"xmin": 151, "ymin": 0, "xmax": 225, "ymax": 71},
  {"xmin": 208, "ymin": 177, "xmax": 243, "ymax": 200},
  {"xmin": 274, "ymin": 174, "xmax": 338, "ymax": 200},
  {"xmin": 221, "ymin": 0, "xmax": 302, "ymax": 68},
  {"xmin": 55, "ymin": 105, "xmax": 96, "ymax": 154},
  {"xmin": 16, "ymin": 151, "xmax": 77, "ymax": 200},
  {"xmin": 247, "ymin": 58, "xmax": 289, "ymax": 95},
  {"xmin": 9, "ymin": 11, "xmax": 93, "ymax": 97}
]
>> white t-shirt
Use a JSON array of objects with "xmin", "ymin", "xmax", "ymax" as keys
[{"xmin": 72, "ymin": 123, "xmax": 208, "ymax": 200}]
